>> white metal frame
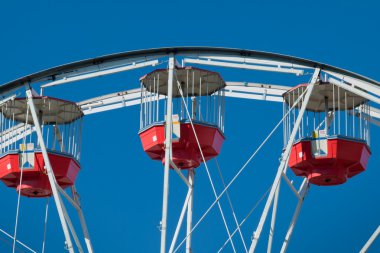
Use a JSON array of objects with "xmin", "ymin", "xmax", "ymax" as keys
[
  {"xmin": 186, "ymin": 169, "xmax": 194, "ymax": 253},
  {"xmin": 248, "ymin": 68, "xmax": 320, "ymax": 253},
  {"xmin": 26, "ymin": 88, "xmax": 75, "ymax": 253},
  {"xmin": 0, "ymin": 47, "xmax": 378, "ymax": 253},
  {"xmin": 160, "ymin": 55, "xmax": 200, "ymax": 253},
  {"xmin": 25, "ymin": 87, "xmax": 94, "ymax": 253},
  {"xmin": 160, "ymin": 54, "xmax": 175, "ymax": 253},
  {"xmin": 40, "ymin": 59, "xmax": 159, "ymax": 89},
  {"xmin": 79, "ymin": 88, "xmax": 142, "ymax": 115},
  {"xmin": 360, "ymin": 225, "xmax": 380, "ymax": 253},
  {"xmin": 183, "ymin": 58, "xmax": 304, "ymax": 75}
]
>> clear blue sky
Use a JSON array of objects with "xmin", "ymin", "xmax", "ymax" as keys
[{"xmin": 0, "ymin": 0, "xmax": 379, "ymax": 252}]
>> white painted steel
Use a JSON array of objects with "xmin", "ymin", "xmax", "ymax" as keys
[
  {"xmin": 352, "ymin": 108, "xmax": 380, "ymax": 127},
  {"xmin": 169, "ymin": 189, "xmax": 192, "ymax": 253},
  {"xmin": 224, "ymin": 91, "xmax": 283, "ymax": 102},
  {"xmin": 0, "ymin": 48, "xmax": 377, "ymax": 253},
  {"xmin": 41, "ymin": 200, "xmax": 49, "ymax": 253},
  {"xmin": 59, "ymin": 198, "xmax": 84, "ymax": 253},
  {"xmin": 80, "ymin": 90, "xmax": 141, "ymax": 108},
  {"xmin": 225, "ymin": 82, "xmax": 290, "ymax": 95},
  {"xmin": 76, "ymin": 79, "xmax": 380, "ymax": 130},
  {"xmin": 71, "ymin": 186, "xmax": 94, "ymax": 253},
  {"xmin": 224, "ymin": 82, "xmax": 288, "ymax": 102},
  {"xmin": 26, "ymin": 89, "xmax": 75, "ymax": 253},
  {"xmin": 0, "ymin": 124, "xmax": 34, "ymax": 150},
  {"xmin": 267, "ymin": 182, "xmax": 280, "ymax": 253},
  {"xmin": 0, "ymin": 227, "xmax": 37, "ymax": 253},
  {"xmin": 360, "ymin": 225, "xmax": 380, "ymax": 253},
  {"xmin": 160, "ymin": 54, "xmax": 175, "ymax": 253},
  {"xmin": 183, "ymin": 58, "xmax": 304, "ymax": 75},
  {"xmin": 12, "ymin": 110, "xmax": 30, "ymax": 253},
  {"xmin": 56, "ymin": 184, "xmax": 81, "ymax": 210},
  {"xmin": 248, "ymin": 68, "xmax": 320, "ymax": 253},
  {"xmin": 0, "ymin": 123, "xmax": 26, "ymax": 138},
  {"xmin": 279, "ymin": 179, "xmax": 309, "ymax": 253},
  {"xmin": 54, "ymin": 56, "xmax": 161, "ymax": 80},
  {"xmin": 55, "ymin": 184, "xmax": 94, "ymax": 252},
  {"xmin": 175, "ymin": 78, "xmax": 237, "ymax": 253},
  {"xmin": 325, "ymin": 70, "xmax": 380, "ymax": 98},
  {"xmin": 328, "ymin": 78, "xmax": 380, "ymax": 105},
  {"xmin": 79, "ymin": 83, "xmax": 288, "ymax": 116},
  {"xmin": 54, "ymin": 125, "xmax": 65, "ymax": 152},
  {"xmin": 186, "ymin": 169, "xmax": 194, "ymax": 253},
  {"xmin": 2, "ymin": 47, "xmax": 379, "ymax": 95},
  {"xmin": 174, "ymin": 90, "xmax": 306, "ymax": 253},
  {"xmin": 82, "ymin": 99, "xmax": 141, "ymax": 115},
  {"xmin": 41, "ymin": 60, "xmax": 159, "ymax": 88},
  {"xmin": 369, "ymin": 107, "xmax": 380, "ymax": 119},
  {"xmin": 196, "ymin": 56, "xmax": 315, "ymax": 70},
  {"xmin": 281, "ymin": 173, "xmax": 302, "ymax": 201},
  {"xmin": 215, "ymin": 158, "xmax": 248, "ymax": 252},
  {"xmin": 368, "ymin": 118, "xmax": 380, "ymax": 127},
  {"xmin": 0, "ymin": 94, "xmax": 16, "ymax": 106},
  {"xmin": 79, "ymin": 89, "xmax": 167, "ymax": 115},
  {"xmin": 169, "ymin": 160, "xmax": 191, "ymax": 188}
]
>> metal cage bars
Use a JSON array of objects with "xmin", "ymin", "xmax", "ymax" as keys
[
  {"xmin": 283, "ymin": 84, "xmax": 371, "ymax": 147},
  {"xmin": 139, "ymin": 69, "xmax": 225, "ymax": 131},
  {"xmin": 0, "ymin": 101, "xmax": 83, "ymax": 161}
]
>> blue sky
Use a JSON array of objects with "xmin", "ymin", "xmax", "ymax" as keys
[{"xmin": 0, "ymin": 0, "xmax": 379, "ymax": 252}]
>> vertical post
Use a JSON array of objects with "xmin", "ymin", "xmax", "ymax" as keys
[
  {"xmin": 338, "ymin": 87, "xmax": 340, "ymax": 134},
  {"xmin": 168, "ymin": 189, "xmax": 192, "ymax": 253},
  {"xmin": 324, "ymin": 96, "xmax": 328, "ymax": 133},
  {"xmin": 248, "ymin": 68, "xmax": 320, "ymax": 253},
  {"xmin": 186, "ymin": 169, "xmax": 194, "ymax": 253},
  {"xmin": 160, "ymin": 54, "xmax": 175, "ymax": 253},
  {"xmin": 25, "ymin": 88, "xmax": 75, "ymax": 253},
  {"xmin": 191, "ymin": 97, "xmax": 196, "ymax": 120},
  {"xmin": 140, "ymin": 82, "xmax": 143, "ymax": 129},
  {"xmin": 267, "ymin": 181, "xmax": 280, "ymax": 253},
  {"xmin": 71, "ymin": 186, "xmax": 94, "ymax": 253}
]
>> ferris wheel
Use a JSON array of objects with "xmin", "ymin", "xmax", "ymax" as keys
[{"xmin": 0, "ymin": 47, "xmax": 379, "ymax": 252}]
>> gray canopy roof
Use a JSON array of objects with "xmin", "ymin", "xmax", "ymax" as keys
[
  {"xmin": 283, "ymin": 82, "xmax": 367, "ymax": 112},
  {"xmin": 140, "ymin": 67, "xmax": 226, "ymax": 97},
  {"xmin": 2, "ymin": 97, "xmax": 83, "ymax": 124}
]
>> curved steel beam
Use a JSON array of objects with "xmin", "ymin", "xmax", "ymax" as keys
[{"xmin": 0, "ymin": 47, "xmax": 379, "ymax": 94}]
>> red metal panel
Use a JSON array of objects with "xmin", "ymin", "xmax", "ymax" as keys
[
  {"xmin": 0, "ymin": 152, "xmax": 80, "ymax": 197},
  {"xmin": 140, "ymin": 126, "xmax": 165, "ymax": 152},
  {"xmin": 0, "ymin": 154, "xmax": 19, "ymax": 179},
  {"xmin": 139, "ymin": 122, "xmax": 225, "ymax": 170},
  {"xmin": 288, "ymin": 138, "xmax": 371, "ymax": 186}
]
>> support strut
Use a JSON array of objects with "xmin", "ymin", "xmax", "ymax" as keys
[
  {"xmin": 160, "ymin": 54, "xmax": 175, "ymax": 253},
  {"xmin": 26, "ymin": 88, "xmax": 75, "ymax": 253},
  {"xmin": 248, "ymin": 68, "xmax": 320, "ymax": 253}
]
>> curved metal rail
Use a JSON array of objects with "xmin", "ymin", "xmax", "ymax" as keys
[{"xmin": 1, "ymin": 47, "xmax": 379, "ymax": 94}]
